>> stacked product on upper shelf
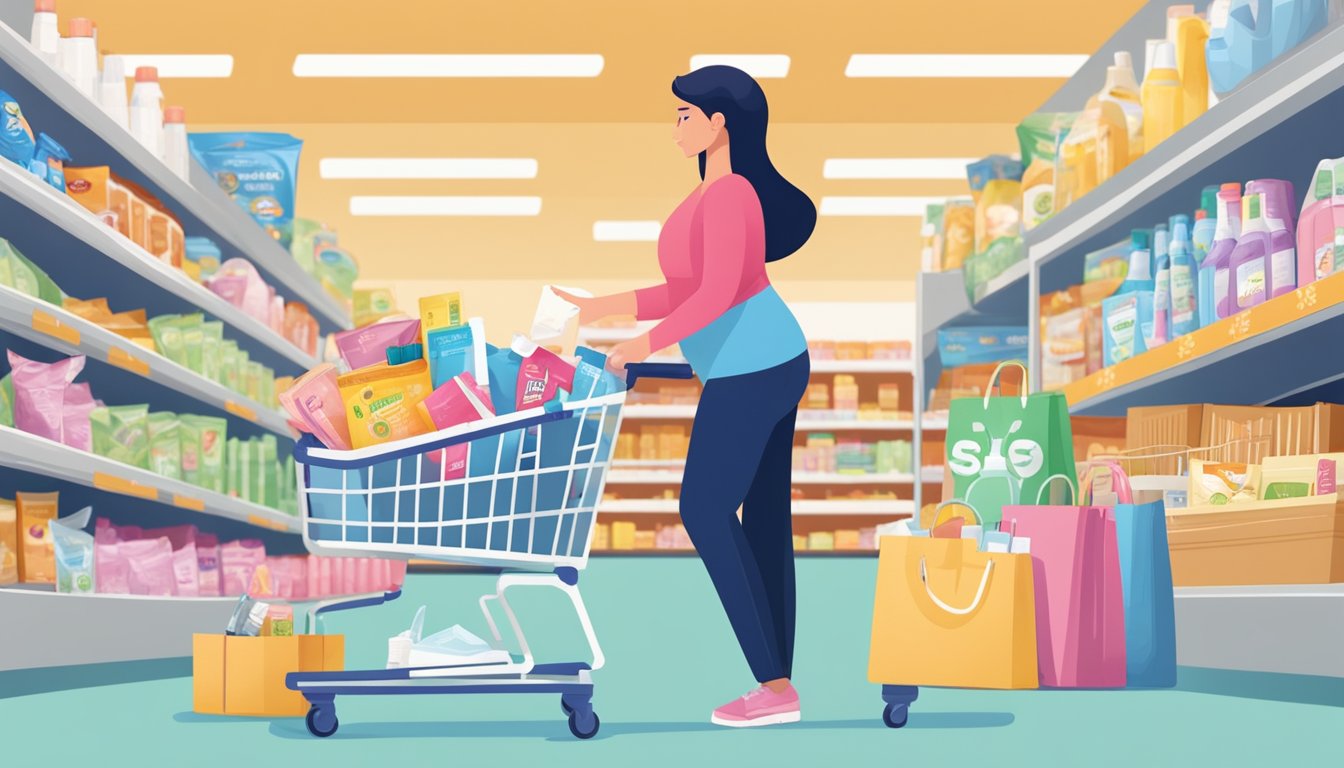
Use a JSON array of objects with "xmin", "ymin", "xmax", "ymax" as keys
[
  {"xmin": 918, "ymin": 155, "xmax": 1026, "ymax": 302},
  {"xmin": 1041, "ymin": 155, "xmax": 1344, "ymax": 393},
  {"xmin": 925, "ymin": 327, "xmax": 1028, "ymax": 416}
]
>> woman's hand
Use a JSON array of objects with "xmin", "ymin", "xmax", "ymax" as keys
[
  {"xmin": 606, "ymin": 334, "xmax": 653, "ymax": 376},
  {"xmin": 552, "ymin": 288, "xmax": 605, "ymax": 326}
]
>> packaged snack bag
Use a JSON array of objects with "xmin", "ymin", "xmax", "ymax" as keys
[
  {"xmin": 334, "ymin": 317, "xmax": 421, "ymax": 371},
  {"xmin": 122, "ymin": 537, "xmax": 175, "ymax": 596},
  {"xmin": 148, "ymin": 412, "xmax": 182, "ymax": 479},
  {"xmin": 188, "ymin": 132, "xmax": 303, "ymax": 248},
  {"xmin": 17, "ymin": 491, "xmax": 59, "ymax": 583},
  {"xmin": 338, "ymin": 360, "xmax": 433, "ymax": 449},
  {"xmin": 181, "ymin": 415, "xmax": 227, "ymax": 493},
  {"xmin": 90, "ymin": 404, "xmax": 150, "ymax": 469},
  {"xmin": 8, "ymin": 351, "xmax": 85, "ymax": 443},
  {"xmin": 220, "ymin": 538, "xmax": 266, "ymax": 596},
  {"xmin": 0, "ymin": 90, "xmax": 36, "ymax": 169},
  {"xmin": 207, "ymin": 258, "xmax": 270, "ymax": 324},
  {"xmin": 941, "ymin": 199, "xmax": 975, "ymax": 270},
  {"xmin": 51, "ymin": 507, "xmax": 95, "ymax": 594},
  {"xmin": 197, "ymin": 532, "xmax": 221, "ymax": 596},
  {"xmin": 62, "ymin": 382, "xmax": 97, "ymax": 452}
]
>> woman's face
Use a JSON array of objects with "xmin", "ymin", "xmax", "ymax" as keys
[{"xmin": 673, "ymin": 100, "xmax": 723, "ymax": 158}]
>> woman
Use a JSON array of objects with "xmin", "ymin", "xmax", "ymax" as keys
[{"xmin": 557, "ymin": 65, "xmax": 815, "ymax": 728}]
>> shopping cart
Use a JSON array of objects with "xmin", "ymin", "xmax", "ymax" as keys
[{"xmin": 284, "ymin": 362, "xmax": 693, "ymax": 740}]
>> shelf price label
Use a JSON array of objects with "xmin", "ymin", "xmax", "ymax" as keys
[
  {"xmin": 172, "ymin": 494, "xmax": 206, "ymax": 512},
  {"xmin": 248, "ymin": 513, "xmax": 295, "ymax": 532},
  {"xmin": 92, "ymin": 471, "xmax": 158, "ymax": 500},
  {"xmin": 31, "ymin": 309, "xmax": 80, "ymax": 346},
  {"xmin": 108, "ymin": 346, "xmax": 150, "ymax": 377},
  {"xmin": 226, "ymin": 401, "xmax": 258, "ymax": 422}
]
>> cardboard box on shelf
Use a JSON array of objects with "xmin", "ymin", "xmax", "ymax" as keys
[
  {"xmin": 193, "ymin": 634, "xmax": 343, "ymax": 717},
  {"xmin": 611, "ymin": 521, "xmax": 636, "ymax": 551},
  {"xmin": 1071, "ymin": 415, "xmax": 1127, "ymax": 463},
  {"xmin": 1126, "ymin": 405, "xmax": 1204, "ymax": 475},
  {"xmin": 633, "ymin": 530, "xmax": 656, "ymax": 550},
  {"xmin": 1200, "ymin": 403, "xmax": 1344, "ymax": 464},
  {"xmin": 1167, "ymin": 495, "xmax": 1344, "ymax": 586},
  {"xmin": 835, "ymin": 530, "xmax": 861, "ymax": 550},
  {"xmin": 793, "ymin": 534, "xmax": 808, "ymax": 550}
]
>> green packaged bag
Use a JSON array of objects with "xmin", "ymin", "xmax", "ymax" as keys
[
  {"xmin": 148, "ymin": 411, "xmax": 182, "ymax": 480},
  {"xmin": 226, "ymin": 437, "xmax": 241, "ymax": 498},
  {"xmin": 963, "ymin": 236, "xmax": 1026, "ymax": 303},
  {"xmin": 0, "ymin": 238, "xmax": 63, "ymax": 305},
  {"xmin": 259, "ymin": 366, "xmax": 276, "ymax": 409},
  {"xmin": 90, "ymin": 404, "xmax": 151, "ymax": 469},
  {"xmin": 219, "ymin": 340, "xmax": 240, "ymax": 392},
  {"xmin": 238, "ymin": 439, "xmax": 254, "ymax": 503},
  {"xmin": 181, "ymin": 415, "xmax": 227, "ymax": 494},
  {"xmin": 148, "ymin": 315, "xmax": 187, "ymax": 366},
  {"xmin": 245, "ymin": 362, "xmax": 263, "ymax": 403},
  {"xmin": 234, "ymin": 349, "xmax": 250, "ymax": 396},
  {"xmin": 201, "ymin": 322, "xmax": 223, "ymax": 382},
  {"xmin": 261, "ymin": 435, "xmax": 279, "ymax": 510},
  {"xmin": 0, "ymin": 373, "xmax": 13, "ymax": 428},
  {"xmin": 170, "ymin": 314, "xmax": 204, "ymax": 375}
]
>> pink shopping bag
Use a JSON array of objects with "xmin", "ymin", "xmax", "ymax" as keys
[{"xmin": 1000, "ymin": 474, "xmax": 1126, "ymax": 688}]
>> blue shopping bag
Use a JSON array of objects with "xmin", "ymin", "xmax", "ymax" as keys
[{"xmin": 1094, "ymin": 463, "xmax": 1177, "ymax": 688}]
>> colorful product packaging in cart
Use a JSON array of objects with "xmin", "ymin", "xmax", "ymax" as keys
[{"xmin": 337, "ymin": 360, "xmax": 433, "ymax": 449}]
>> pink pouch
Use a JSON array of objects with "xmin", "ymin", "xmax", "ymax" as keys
[
  {"xmin": 8, "ymin": 351, "xmax": 85, "ymax": 442},
  {"xmin": 266, "ymin": 556, "xmax": 291, "ymax": 599},
  {"xmin": 221, "ymin": 538, "xmax": 266, "ymax": 596},
  {"xmin": 207, "ymin": 258, "xmax": 270, "ymax": 323},
  {"xmin": 197, "ymin": 533, "xmax": 221, "ymax": 597},
  {"xmin": 355, "ymin": 558, "xmax": 372, "ymax": 593},
  {"xmin": 123, "ymin": 537, "xmax": 176, "ymax": 596},
  {"xmin": 62, "ymin": 382, "xmax": 97, "ymax": 452},
  {"xmin": 390, "ymin": 559, "xmax": 408, "ymax": 589},
  {"xmin": 307, "ymin": 554, "xmax": 321, "ymax": 598},
  {"xmin": 513, "ymin": 339, "xmax": 577, "ymax": 410},
  {"xmin": 333, "ymin": 318, "xmax": 421, "ymax": 371},
  {"xmin": 289, "ymin": 556, "xmax": 309, "ymax": 600},
  {"xmin": 319, "ymin": 556, "xmax": 333, "ymax": 598},
  {"xmin": 171, "ymin": 542, "xmax": 200, "ymax": 597},
  {"xmin": 94, "ymin": 540, "xmax": 130, "ymax": 594},
  {"xmin": 341, "ymin": 557, "xmax": 356, "ymax": 595},
  {"xmin": 420, "ymin": 372, "xmax": 495, "ymax": 477},
  {"xmin": 280, "ymin": 364, "xmax": 352, "ymax": 450}
]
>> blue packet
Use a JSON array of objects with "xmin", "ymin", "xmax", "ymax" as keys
[
  {"xmin": 188, "ymin": 132, "xmax": 302, "ymax": 247},
  {"xmin": 937, "ymin": 326, "xmax": 1029, "ymax": 369},
  {"xmin": 0, "ymin": 91, "xmax": 36, "ymax": 170},
  {"xmin": 485, "ymin": 344, "xmax": 522, "ymax": 415},
  {"xmin": 31, "ymin": 132, "xmax": 70, "ymax": 192},
  {"xmin": 568, "ymin": 346, "xmax": 607, "ymax": 401},
  {"xmin": 184, "ymin": 237, "xmax": 222, "ymax": 282},
  {"xmin": 386, "ymin": 343, "xmax": 423, "ymax": 366},
  {"xmin": 426, "ymin": 323, "xmax": 477, "ymax": 388}
]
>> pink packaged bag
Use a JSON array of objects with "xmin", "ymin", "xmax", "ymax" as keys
[
  {"xmin": 7, "ymin": 351, "xmax": 85, "ymax": 442},
  {"xmin": 289, "ymin": 556, "xmax": 309, "ymax": 600},
  {"xmin": 999, "ymin": 476, "xmax": 1127, "ymax": 688},
  {"xmin": 307, "ymin": 554, "xmax": 321, "ymax": 598},
  {"xmin": 141, "ymin": 524, "xmax": 201, "ymax": 597},
  {"xmin": 419, "ymin": 371, "xmax": 495, "ymax": 477},
  {"xmin": 94, "ymin": 521, "xmax": 130, "ymax": 594},
  {"xmin": 512, "ymin": 337, "xmax": 576, "ymax": 410},
  {"xmin": 390, "ymin": 559, "xmax": 408, "ymax": 590},
  {"xmin": 280, "ymin": 364, "xmax": 352, "ymax": 450},
  {"xmin": 207, "ymin": 258, "xmax": 270, "ymax": 323},
  {"xmin": 319, "ymin": 556, "xmax": 333, "ymax": 598},
  {"xmin": 266, "ymin": 556, "xmax": 292, "ymax": 599},
  {"xmin": 220, "ymin": 538, "xmax": 267, "ymax": 596},
  {"xmin": 333, "ymin": 318, "xmax": 421, "ymax": 371},
  {"xmin": 123, "ymin": 537, "xmax": 176, "ymax": 596},
  {"xmin": 341, "ymin": 557, "xmax": 356, "ymax": 596},
  {"xmin": 355, "ymin": 557, "xmax": 372, "ymax": 594},
  {"xmin": 269, "ymin": 291, "xmax": 285, "ymax": 335},
  {"xmin": 197, "ymin": 533, "xmax": 221, "ymax": 597},
  {"xmin": 62, "ymin": 382, "xmax": 98, "ymax": 452}
]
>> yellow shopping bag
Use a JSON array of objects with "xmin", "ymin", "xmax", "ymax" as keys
[{"xmin": 868, "ymin": 536, "xmax": 1038, "ymax": 689}]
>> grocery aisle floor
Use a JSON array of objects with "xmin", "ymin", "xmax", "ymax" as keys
[{"xmin": 3, "ymin": 558, "xmax": 1340, "ymax": 766}]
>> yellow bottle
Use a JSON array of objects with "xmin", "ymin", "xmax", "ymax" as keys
[
  {"xmin": 1099, "ymin": 51, "xmax": 1144, "ymax": 160},
  {"xmin": 1093, "ymin": 99, "xmax": 1129, "ymax": 185},
  {"xmin": 1174, "ymin": 14, "xmax": 1210, "ymax": 125},
  {"xmin": 1142, "ymin": 41, "xmax": 1183, "ymax": 150}
]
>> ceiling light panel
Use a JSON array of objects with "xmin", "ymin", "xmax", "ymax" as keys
[
  {"xmin": 293, "ymin": 54, "xmax": 604, "ymax": 78},
  {"xmin": 116, "ymin": 54, "xmax": 234, "ymax": 78},
  {"xmin": 593, "ymin": 220, "xmax": 662, "ymax": 242},
  {"xmin": 845, "ymin": 54, "xmax": 1087, "ymax": 78},
  {"xmin": 688, "ymin": 55, "xmax": 791, "ymax": 78},
  {"xmin": 819, "ymin": 196, "xmax": 942, "ymax": 217},
  {"xmin": 823, "ymin": 158, "xmax": 979, "ymax": 180},
  {"xmin": 320, "ymin": 158, "xmax": 538, "ymax": 180},
  {"xmin": 350, "ymin": 196, "xmax": 543, "ymax": 216}
]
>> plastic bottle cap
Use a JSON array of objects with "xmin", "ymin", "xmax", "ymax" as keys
[
  {"xmin": 1152, "ymin": 41, "xmax": 1177, "ymax": 71},
  {"xmin": 1195, "ymin": 210, "xmax": 1207, "ymax": 220},
  {"xmin": 1114, "ymin": 51, "xmax": 1133, "ymax": 69},
  {"xmin": 1167, "ymin": 4, "xmax": 1195, "ymax": 19},
  {"xmin": 1220, "ymin": 182, "xmax": 1240, "ymax": 193},
  {"xmin": 135, "ymin": 66, "xmax": 159, "ymax": 83},
  {"xmin": 34, "ymin": 0, "xmax": 56, "ymax": 13},
  {"xmin": 164, "ymin": 106, "xmax": 186, "ymax": 123},
  {"xmin": 68, "ymin": 17, "xmax": 93, "ymax": 37}
]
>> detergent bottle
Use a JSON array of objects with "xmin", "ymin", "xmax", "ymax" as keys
[
  {"xmin": 1099, "ymin": 52, "xmax": 1145, "ymax": 159},
  {"xmin": 1209, "ymin": 183, "xmax": 1243, "ymax": 319},
  {"xmin": 1093, "ymin": 99, "xmax": 1130, "ymax": 185},
  {"xmin": 1142, "ymin": 41, "xmax": 1183, "ymax": 151},
  {"xmin": 1118, "ymin": 229, "xmax": 1155, "ymax": 294},
  {"xmin": 1169, "ymin": 215, "xmax": 1199, "ymax": 336},
  {"xmin": 1173, "ymin": 11, "xmax": 1210, "ymax": 125},
  {"xmin": 1207, "ymin": 0, "xmax": 1274, "ymax": 94},
  {"xmin": 1150, "ymin": 224, "xmax": 1172, "ymax": 347},
  {"xmin": 1229, "ymin": 191, "xmax": 1271, "ymax": 311},
  {"xmin": 1194, "ymin": 186, "xmax": 1220, "ymax": 327},
  {"xmin": 1298, "ymin": 158, "xmax": 1344, "ymax": 285},
  {"xmin": 1246, "ymin": 178, "xmax": 1298, "ymax": 299}
]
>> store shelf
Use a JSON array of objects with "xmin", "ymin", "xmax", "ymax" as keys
[
  {"xmin": 606, "ymin": 468, "xmax": 916, "ymax": 485},
  {"xmin": 1063, "ymin": 271, "xmax": 1344, "ymax": 416},
  {"xmin": 920, "ymin": 466, "xmax": 945, "ymax": 484},
  {"xmin": 0, "ymin": 284, "xmax": 292, "ymax": 435},
  {"xmin": 0, "ymin": 159, "xmax": 320, "ymax": 371},
  {"xmin": 0, "ymin": 425, "xmax": 299, "ymax": 533},
  {"xmin": 921, "ymin": 417, "xmax": 948, "ymax": 431},
  {"xmin": 598, "ymin": 498, "xmax": 913, "ymax": 515},
  {"xmin": 0, "ymin": 23, "xmax": 351, "ymax": 332},
  {"xmin": 809, "ymin": 359, "xmax": 913, "ymax": 374},
  {"xmin": 1175, "ymin": 584, "xmax": 1344, "ymax": 679},
  {"xmin": 589, "ymin": 549, "xmax": 878, "ymax": 558}
]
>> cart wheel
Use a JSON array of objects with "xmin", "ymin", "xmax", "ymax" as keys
[
  {"xmin": 306, "ymin": 705, "xmax": 339, "ymax": 738},
  {"xmin": 882, "ymin": 703, "xmax": 908, "ymax": 729},
  {"xmin": 568, "ymin": 710, "xmax": 600, "ymax": 740},
  {"xmin": 561, "ymin": 699, "xmax": 574, "ymax": 716}
]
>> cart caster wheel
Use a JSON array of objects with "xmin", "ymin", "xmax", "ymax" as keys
[
  {"xmin": 306, "ymin": 705, "xmax": 339, "ymax": 738},
  {"xmin": 882, "ymin": 703, "xmax": 909, "ymax": 729},
  {"xmin": 561, "ymin": 700, "xmax": 574, "ymax": 716},
  {"xmin": 568, "ymin": 710, "xmax": 600, "ymax": 740}
]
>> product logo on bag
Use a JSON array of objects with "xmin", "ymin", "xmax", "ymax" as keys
[
  {"xmin": 67, "ymin": 178, "xmax": 91, "ymax": 193},
  {"xmin": 948, "ymin": 419, "xmax": 1044, "ymax": 479}
]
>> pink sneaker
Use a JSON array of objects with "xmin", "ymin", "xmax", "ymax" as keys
[{"xmin": 710, "ymin": 685, "xmax": 802, "ymax": 728}]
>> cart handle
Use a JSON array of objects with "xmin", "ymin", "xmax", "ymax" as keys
[{"xmin": 625, "ymin": 362, "xmax": 694, "ymax": 388}]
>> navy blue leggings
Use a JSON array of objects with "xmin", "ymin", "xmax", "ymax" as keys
[{"xmin": 680, "ymin": 352, "xmax": 810, "ymax": 683}]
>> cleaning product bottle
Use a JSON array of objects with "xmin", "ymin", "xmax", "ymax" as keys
[
  {"xmin": 163, "ymin": 106, "xmax": 190, "ymax": 180},
  {"xmin": 1194, "ymin": 186, "xmax": 1220, "ymax": 327},
  {"xmin": 1093, "ymin": 99, "xmax": 1130, "ymax": 185},
  {"xmin": 1141, "ymin": 41, "xmax": 1183, "ymax": 151},
  {"xmin": 1229, "ymin": 191, "xmax": 1271, "ymax": 311},
  {"xmin": 1150, "ymin": 224, "xmax": 1171, "ymax": 347},
  {"xmin": 1173, "ymin": 11, "xmax": 1210, "ymax": 126},
  {"xmin": 1118, "ymin": 229, "xmax": 1155, "ymax": 294},
  {"xmin": 57, "ymin": 17, "xmax": 96, "ymax": 98},
  {"xmin": 30, "ymin": 0, "xmax": 60, "ymax": 68},
  {"xmin": 1209, "ymin": 183, "xmax": 1243, "ymax": 319},
  {"xmin": 96, "ymin": 54, "xmax": 128, "ymax": 130},
  {"xmin": 1247, "ymin": 178, "xmax": 1298, "ymax": 299},
  {"xmin": 1099, "ymin": 52, "xmax": 1144, "ymax": 159},
  {"xmin": 1169, "ymin": 215, "xmax": 1199, "ymax": 336},
  {"xmin": 129, "ymin": 66, "xmax": 164, "ymax": 158},
  {"xmin": 1298, "ymin": 158, "xmax": 1344, "ymax": 284}
]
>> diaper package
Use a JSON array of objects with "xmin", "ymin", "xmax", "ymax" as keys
[
  {"xmin": 7, "ymin": 351, "xmax": 85, "ymax": 443},
  {"xmin": 50, "ymin": 506, "xmax": 94, "ymax": 594},
  {"xmin": 189, "ymin": 132, "xmax": 303, "ymax": 247},
  {"xmin": 426, "ymin": 318, "xmax": 487, "ymax": 388},
  {"xmin": 0, "ymin": 90, "xmax": 36, "ymax": 169},
  {"xmin": 90, "ymin": 404, "xmax": 150, "ymax": 469},
  {"xmin": 337, "ymin": 359, "xmax": 434, "ymax": 449},
  {"xmin": 16, "ymin": 491, "xmax": 58, "ymax": 583},
  {"xmin": 334, "ymin": 317, "xmax": 421, "ymax": 371}
]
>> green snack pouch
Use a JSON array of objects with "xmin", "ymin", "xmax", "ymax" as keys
[
  {"xmin": 246, "ymin": 361, "xmax": 263, "ymax": 403},
  {"xmin": 261, "ymin": 435, "xmax": 279, "ymax": 509},
  {"xmin": 227, "ymin": 437, "xmax": 241, "ymax": 498},
  {"xmin": 172, "ymin": 314, "xmax": 205, "ymax": 375},
  {"xmin": 181, "ymin": 415, "xmax": 227, "ymax": 493},
  {"xmin": 148, "ymin": 315, "xmax": 187, "ymax": 365},
  {"xmin": 201, "ymin": 321, "xmax": 224, "ymax": 381},
  {"xmin": 219, "ymin": 340, "xmax": 239, "ymax": 391},
  {"xmin": 234, "ymin": 349, "xmax": 250, "ymax": 396},
  {"xmin": 260, "ymin": 366, "xmax": 276, "ymax": 409},
  {"xmin": 179, "ymin": 416, "xmax": 201, "ymax": 486},
  {"xmin": 238, "ymin": 439, "xmax": 254, "ymax": 502},
  {"xmin": 90, "ymin": 404, "xmax": 151, "ymax": 469},
  {"xmin": 0, "ymin": 373, "xmax": 13, "ymax": 428},
  {"xmin": 0, "ymin": 238, "xmax": 63, "ymax": 304},
  {"xmin": 147, "ymin": 411, "xmax": 181, "ymax": 480}
]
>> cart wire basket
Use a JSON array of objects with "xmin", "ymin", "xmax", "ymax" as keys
[{"xmin": 285, "ymin": 362, "xmax": 694, "ymax": 740}]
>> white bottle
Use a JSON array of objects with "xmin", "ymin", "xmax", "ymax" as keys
[
  {"xmin": 96, "ymin": 54, "xmax": 128, "ymax": 129},
  {"xmin": 57, "ymin": 16, "xmax": 96, "ymax": 98},
  {"xmin": 163, "ymin": 106, "xmax": 190, "ymax": 179},
  {"xmin": 129, "ymin": 66, "xmax": 164, "ymax": 159},
  {"xmin": 29, "ymin": 0, "xmax": 60, "ymax": 68}
]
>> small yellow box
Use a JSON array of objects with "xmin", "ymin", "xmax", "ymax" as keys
[
  {"xmin": 808, "ymin": 532, "xmax": 836, "ymax": 551},
  {"xmin": 193, "ymin": 634, "xmax": 344, "ymax": 717},
  {"xmin": 611, "ymin": 521, "xmax": 637, "ymax": 550},
  {"xmin": 835, "ymin": 529, "xmax": 861, "ymax": 551}
]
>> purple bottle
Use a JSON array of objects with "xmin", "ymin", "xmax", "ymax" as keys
[
  {"xmin": 1227, "ymin": 192, "xmax": 1270, "ymax": 312},
  {"xmin": 1246, "ymin": 178, "xmax": 1297, "ymax": 300},
  {"xmin": 1207, "ymin": 183, "xmax": 1242, "ymax": 319}
]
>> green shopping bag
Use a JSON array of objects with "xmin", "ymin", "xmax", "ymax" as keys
[{"xmin": 945, "ymin": 361, "xmax": 1077, "ymax": 527}]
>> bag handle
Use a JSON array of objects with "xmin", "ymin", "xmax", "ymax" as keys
[
  {"xmin": 920, "ymin": 557, "xmax": 995, "ymax": 616},
  {"xmin": 1034, "ymin": 473, "xmax": 1078, "ymax": 505},
  {"xmin": 1079, "ymin": 461, "xmax": 1133, "ymax": 505},
  {"xmin": 929, "ymin": 499, "xmax": 983, "ymax": 530},
  {"xmin": 982, "ymin": 360, "xmax": 1030, "ymax": 409}
]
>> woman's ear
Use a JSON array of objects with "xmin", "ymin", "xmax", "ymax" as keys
[{"xmin": 710, "ymin": 112, "xmax": 727, "ymax": 132}]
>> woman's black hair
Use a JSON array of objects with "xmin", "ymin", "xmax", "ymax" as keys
[{"xmin": 671, "ymin": 65, "xmax": 816, "ymax": 262}]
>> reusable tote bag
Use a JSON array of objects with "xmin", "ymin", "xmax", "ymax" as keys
[
  {"xmin": 1096, "ymin": 462, "xmax": 1178, "ymax": 688},
  {"xmin": 868, "ymin": 536, "xmax": 1038, "ymax": 690},
  {"xmin": 1000, "ymin": 475, "xmax": 1127, "ymax": 688},
  {"xmin": 946, "ymin": 361, "xmax": 1077, "ymax": 528}
]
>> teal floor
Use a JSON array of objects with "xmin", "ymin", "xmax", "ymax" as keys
[{"xmin": 2, "ymin": 558, "xmax": 1341, "ymax": 766}]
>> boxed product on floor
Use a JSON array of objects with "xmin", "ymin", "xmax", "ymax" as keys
[
  {"xmin": 1167, "ymin": 494, "xmax": 1344, "ymax": 586},
  {"xmin": 192, "ymin": 633, "xmax": 343, "ymax": 717}
]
